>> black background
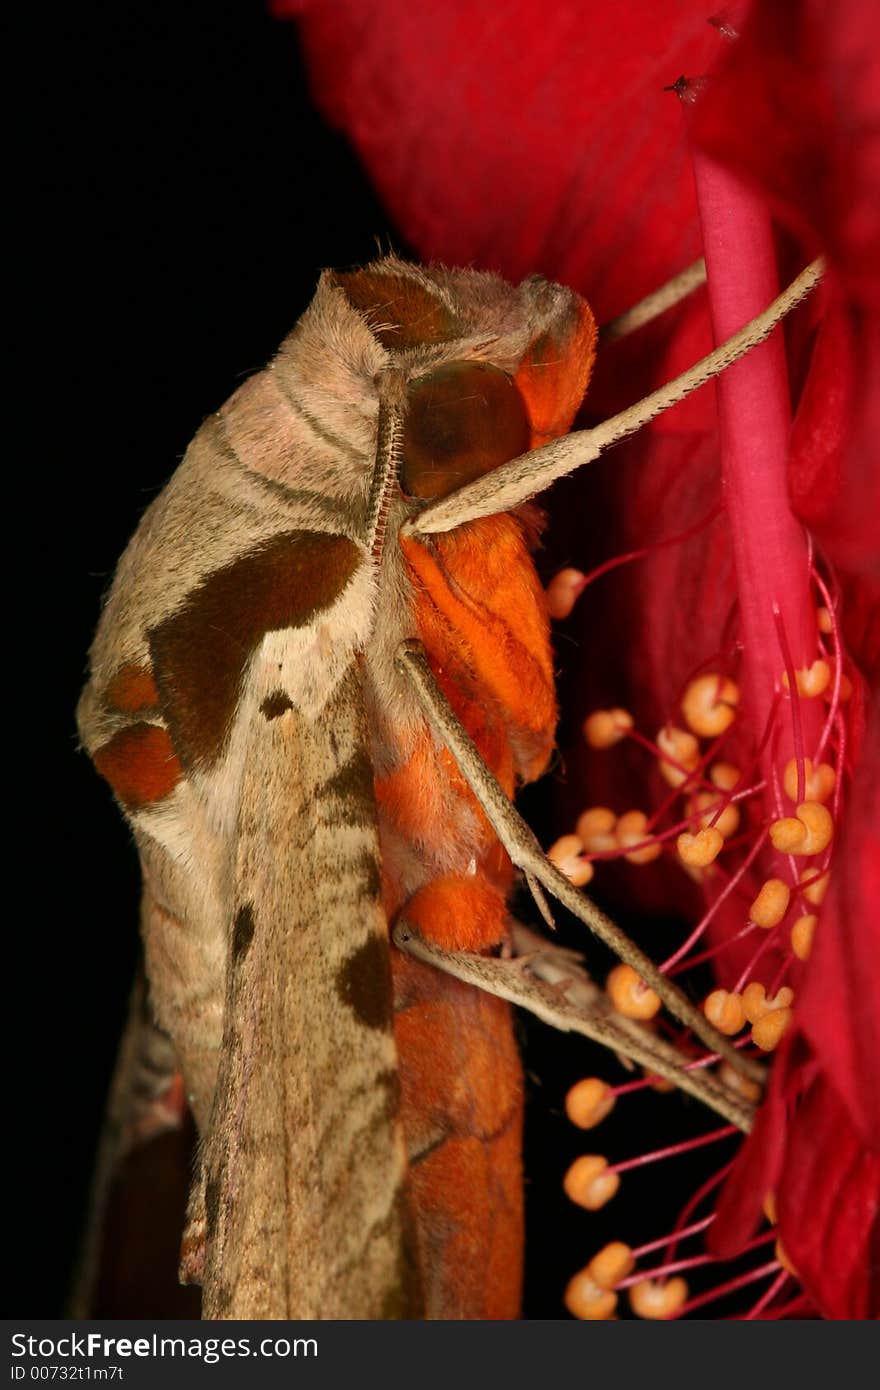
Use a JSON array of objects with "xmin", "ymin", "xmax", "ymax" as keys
[{"xmin": 26, "ymin": 0, "xmax": 732, "ymax": 1322}]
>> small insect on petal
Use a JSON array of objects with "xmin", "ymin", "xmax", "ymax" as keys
[
  {"xmin": 563, "ymin": 1155, "xmax": 620, "ymax": 1210},
  {"xmin": 681, "ymin": 673, "xmax": 739, "ymax": 737},
  {"xmin": 748, "ymin": 878, "xmax": 791, "ymax": 929},
  {"xmin": 584, "ymin": 708, "xmax": 633, "ymax": 748},
  {"xmin": 606, "ymin": 964, "xmax": 661, "ymax": 1020},
  {"xmin": 629, "ymin": 1277, "xmax": 689, "ymax": 1319},
  {"xmin": 565, "ymin": 1078, "xmax": 616, "ymax": 1130}
]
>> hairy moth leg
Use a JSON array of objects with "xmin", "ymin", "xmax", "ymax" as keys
[
  {"xmin": 394, "ymin": 638, "xmax": 764, "ymax": 1086},
  {"xmin": 393, "ymin": 920, "xmax": 754, "ymax": 1132},
  {"xmin": 407, "ymin": 259, "xmax": 823, "ymax": 537}
]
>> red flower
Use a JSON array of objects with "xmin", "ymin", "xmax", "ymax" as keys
[{"xmin": 276, "ymin": 0, "xmax": 880, "ymax": 1317}]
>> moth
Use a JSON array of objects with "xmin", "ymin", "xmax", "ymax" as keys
[{"xmin": 77, "ymin": 254, "xmax": 820, "ymax": 1320}]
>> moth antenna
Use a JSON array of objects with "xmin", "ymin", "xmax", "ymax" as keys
[
  {"xmin": 408, "ymin": 258, "xmax": 824, "ymax": 536},
  {"xmin": 600, "ymin": 257, "xmax": 707, "ymax": 342}
]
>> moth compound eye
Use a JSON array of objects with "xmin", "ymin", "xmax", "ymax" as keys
[{"xmin": 402, "ymin": 360, "xmax": 530, "ymax": 499}]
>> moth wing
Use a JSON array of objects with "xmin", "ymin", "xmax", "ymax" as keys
[{"xmin": 201, "ymin": 664, "xmax": 419, "ymax": 1319}]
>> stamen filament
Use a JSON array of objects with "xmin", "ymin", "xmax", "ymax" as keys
[{"xmin": 610, "ymin": 1124, "xmax": 737, "ymax": 1175}]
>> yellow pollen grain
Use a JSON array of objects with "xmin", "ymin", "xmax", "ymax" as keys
[
  {"xmin": 606, "ymin": 963, "xmax": 661, "ymax": 1020},
  {"xmin": 564, "ymin": 1271, "xmax": 618, "ymax": 1320},
  {"xmin": 546, "ymin": 567, "xmax": 585, "ymax": 620},
  {"xmin": 681, "ymin": 673, "xmax": 740, "ymax": 736},
  {"xmin": 677, "ymin": 827, "xmax": 724, "ymax": 867},
  {"xmin": 799, "ymin": 867, "xmax": 829, "ymax": 906},
  {"xmin": 563, "ymin": 1155, "xmax": 620, "ymax": 1211},
  {"xmin": 616, "ymin": 809, "xmax": 662, "ymax": 864},
  {"xmin": 816, "ymin": 606, "xmax": 834, "ymax": 635},
  {"xmin": 584, "ymin": 708, "xmax": 633, "ymax": 749},
  {"xmin": 782, "ymin": 659, "xmax": 831, "ymax": 698},
  {"xmin": 548, "ymin": 833, "xmax": 594, "ymax": 887},
  {"xmin": 710, "ymin": 761, "xmax": 741, "ymax": 791},
  {"xmin": 576, "ymin": 806, "xmax": 618, "ymax": 852},
  {"xmin": 783, "ymin": 756, "xmax": 836, "ymax": 804},
  {"xmin": 565, "ymin": 1078, "xmax": 616, "ymax": 1130},
  {"xmin": 657, "ymin": 725, "xmax": 700, "ymax": 788},
  {"xmin": 588, "ymin": 1242, "xmax": 635, "ymax": 1290},
  {"xmin": 752, "ymin": 1007, "xmax": 793, "ymax": 1051},
  {"xmin": 742, "ymin": 981, "xmax": 794, "ymax": 1023},
  {"xmin": 691, "ymin": 790, "xmax": 740, "ymax": 838},
  {"xmin": 629, "ymin": 1277, "xmax": 689, "ymax": 1320},
  {"xmin": 748, "ymin": 878, "xmax": 791, "ymax": 929},
  {"xmin": 703, "ymin": 989, "xmax": 746, "ymax": 1035},
  {"xmin": 719, "ymin": 1061, "xmax": 763, "ymax": 1104},
  {"xmin": 791, "ymin": 913, "xmax": 818, "ymax": 961},
  {"xmin": 771, "ymin": 800, "xmax": 835, "ymax": 856}
]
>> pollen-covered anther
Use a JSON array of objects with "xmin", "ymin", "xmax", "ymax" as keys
[
  {"xmin": 548, "ymin": 833, "xmax": 594, "ymax": 887},
  {"xmin": 782, "ymin": 659, "xmax": 831, "ymax": 698},
  {"xmin": 751, "ymin": 1007, "xmax": 793, "ymax": 1051},
  {"xmin": 748, "ymin": 878, "xmax": 791, "ymax": 929},
  {"xmin": 564, "ymin": 1269, "xmax": 618, "ymax": 1320},
  {"xmin": 606, "ymin": 964, "xmax": 661, "ymax": 1020},
  {"xmin": 583, "ymin": 708, "xmax": 633, "ymax": 749},
  {"xmin": 791, "ymin": 913, "xmax": 817, "ymax": 961},
  {"xmin": 763, "ymin": 1190, "xmax": 778, "ymax": 1224},
  {"xmin": 616, "ymin": 810, "xmax": 663, "ymax": 864},
  {"xmin": 576, "ymin": 806, "xmax": 618, "ymax": 853},
  {"xmin": 657, "ymin": 725, "xmax": 700, "ymax": 788},
  {"xmin": 742, "ymin": 982, "xmax": 794, "ymax": 1024},
  {"xmin": 690, "ymin": 790, "xmax": 740, "ymax": 838},
  {"xmin": 719, "ymin": 1061, "xmax": 763, "ymax": 1103},
  {"xmin": 629, "ymin": 1277, "xmax": 689, "ymax": 1319},
  {"xmin": 799, "ymin": 867, "xmax": 829, "ymax": 906},
  {"xmin": 769, "ymin": 801, "xmax": 834, "ymax": 855},
  {"xmin": 782, "ymin": 756, "xmax": 836, "ymax": 804},
  {"xmin": 677, "ymin": 827, "xmax": 724, "ymax": 867},
  {"xmin": 703, "ymin": 989, "xmax": 745, "ymax": 1035},
  {"xmin": 563, "ymin": 1155, "xmax": 620, "ymax": 1210},
  {"xmin": 565, "ymin": 1077, "xmax": 616, "ymax": 1130},
  {"xmin": 681, "ymin": 673, "xmax": 739, "ymax": 736},
  {"xmin": 588, "ymin": 1242, "xmax": 635, "ymax": 1289},
  {"xmin": 710, "ymin": 761, "xmax": 741, "ymax": 791},
  {"xmin": 816, "ymin": 605, "xmax": 833, "ymax": 635},
  {"xmin": 546, "ymin": 567, "xmax": 585, "ymax": 620}
]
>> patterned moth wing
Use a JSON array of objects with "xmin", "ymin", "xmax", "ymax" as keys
[{"xmin": 78, "ymin": 257, "xmax": 595, "ymax": 1318}]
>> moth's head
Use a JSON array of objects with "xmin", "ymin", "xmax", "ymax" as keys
[{"xmin": 318, "ymin": 257, "xmax": 597, "ymax": 501}]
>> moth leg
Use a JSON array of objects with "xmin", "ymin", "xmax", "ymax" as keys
[
  {"xmin": 600, "ymin": 257, "xmax": 706, "ymax": 343},
  {"xmin": 406, "ymin": 258, "xmax": 823, "ymax": 536},
  {"xmin": 393, "ymin": 918, "xmax": 755, "ymax": 1132},
  {"xmin": 395, "ymin": 637, "xmax": 764, "ymax": 1086}
]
